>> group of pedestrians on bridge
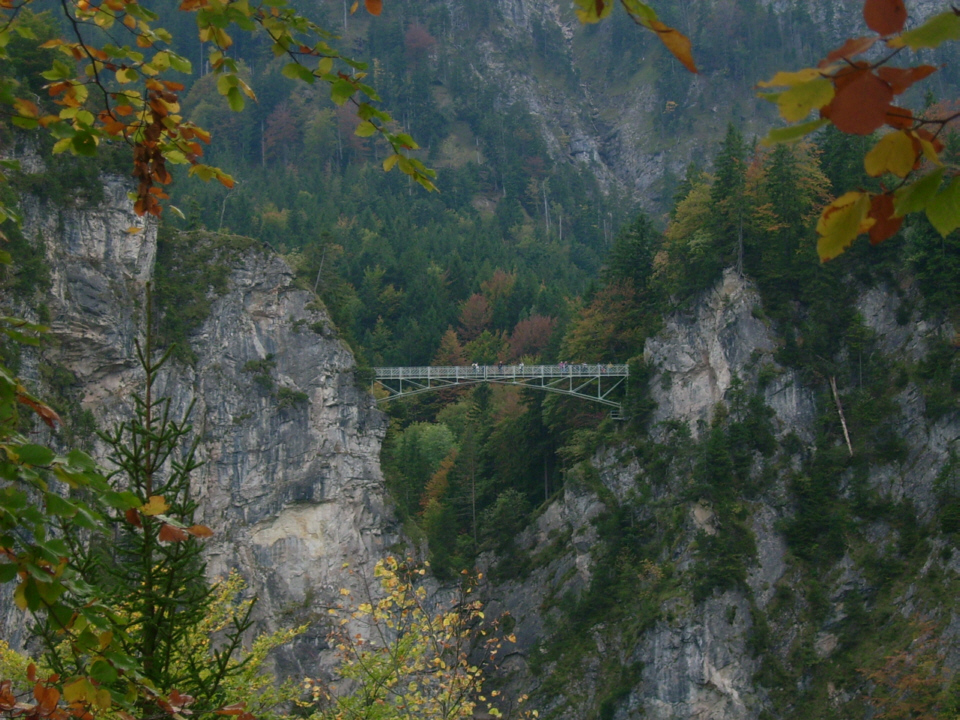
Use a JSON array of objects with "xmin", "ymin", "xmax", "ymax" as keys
[{"xmin": 464, "ymin": 362, "xmax": 614, "ymax": 375}]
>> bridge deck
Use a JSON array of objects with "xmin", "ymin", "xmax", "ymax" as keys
[
  {"xmin": 372, "ymin": 364, "xmax": 628, "ymax": 415},
  {"xmin": 374, "ymin": 364, "xmax": 628, "ymax": 380}
]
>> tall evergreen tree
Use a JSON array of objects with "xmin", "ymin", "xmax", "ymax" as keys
[
  {"xmin": 710, "ymin": 123, "xmax": 748, "ymax": 276},
  {"xmin": 603, "ymin": 213, "xmax": 661, "ymax": 291}
]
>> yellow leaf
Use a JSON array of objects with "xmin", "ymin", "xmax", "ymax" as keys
[
  {"xmin": 574, "ymin": 0, "xmax": 614, "ymax": 23},
  {"xmin": 816, "ymin": 191, "xmax": 875, "ymax": 261},
  {"xmin": 125, "ymin": 226, "xmax": 143, "ymax": 234},
  {"xmin": 140, "ymin": 495, "xmax": 169, "ymax": 516},
  {"xmin": 383, "ymin": 154, "xmax": 400, "ymax": 172},
  {"xmin": 914, "ymin": 133, "xmax": 942, "ymax": 166},
  {"xmin": 777, "ymin": 78, "xmax": 834, "ymax": 122},
  {"xmin": 864, "ymin": 130, "xmax": 916, "ymax": 178},
  {"xmin": 115, "ymin": 68, "xmax": 137, "ymax": 84},
  {"xmin": 756, "ymin": 67, "xmax": 823, "ymax": 88},
  {"xmin": 318, "ymin": 57, "xmax": 334, "ymax": 75},
  {"xmin": 13, "ymin": 581, "xmax": 27, "ymax": 610},
  {"xmin": 63, "ymin": 678, "xmax": 92, "ymax": 704}
]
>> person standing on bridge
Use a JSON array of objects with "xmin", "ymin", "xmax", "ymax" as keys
[{"xmin": 498, "ymin": 361, "xmax": 504, "ymax": 374}]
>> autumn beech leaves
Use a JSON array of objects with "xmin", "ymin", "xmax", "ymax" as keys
[
  {"xmin": 574, "ymin": 0, "xmax": 697, "ymax": 73},
  {"xmin": 124, "ymin": 495, "xmax": 214, "ymax": 543},
  {"xmin": 759, "ymin": 0, "xmax": 960, "ymax": 261},
  {"xmin": 0, "ymin": 0, "xmax": 435, "ymax": 225}
]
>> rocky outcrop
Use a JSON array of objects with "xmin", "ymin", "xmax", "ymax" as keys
[
  {"xmin": 3, "ymin": 180, "xmax": 397, "ymax": 676},
  {"xmin": 644, "ymin": 269, "xmax": 816, "ymax": 440}
]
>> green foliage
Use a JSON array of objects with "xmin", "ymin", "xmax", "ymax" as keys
[
  {"xmin": 309, "ymin": 557, "xmax": 520, "ymax": 720},
  {"xmin": 383, "ymin": 421, "xmax": 458, "ymax": 517},
  {"xmin": 914, "ymin": 338, "xmax": 960, "ymax": 421},
  {"xmin": 243, "ymin": 355, "xmax": 277, "ymax": 392},
  {"xmin": 276, "ymin": 387, "xmax": 309, "ymax": 410},
  {"xmin": 0, "ymin": 223, "xmax": 49, "ymax": 299}
]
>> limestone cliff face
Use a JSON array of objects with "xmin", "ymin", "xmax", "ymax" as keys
[{"xmin": 4, "ymin": 179, "xmax": 397, "ymax": 675}]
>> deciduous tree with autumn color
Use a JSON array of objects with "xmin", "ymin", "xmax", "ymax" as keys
[{"xmin": 757, "ymin": 0, "xmax": 960, "ymax": 261}]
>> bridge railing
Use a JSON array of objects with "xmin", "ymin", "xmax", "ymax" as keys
[{"xmin": 373, "ymin": 364, "xmax": 629, "ymax": 380}]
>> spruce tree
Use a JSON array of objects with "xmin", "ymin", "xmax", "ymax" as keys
[
  {"xmin": 31, "ymin": 290, "xmax": 255, "ymax": 719},
  {"xmin": 709, "ymin": 123, "xmax": 748, "ymax": 277}
]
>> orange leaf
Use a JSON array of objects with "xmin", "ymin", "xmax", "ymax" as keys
[
  {"xmin": 868, "ymin": 193, "xmax": 903, "ymax": 244},
  {"xmin": 877, "ymin": 64, "xmax": 937, "ymax": 94},
  {"xmin": 13, "ymin": 98, "xmax": 39, "ymax": 118},
  {"xmin": 651, "ymin": 20, "xmax": 697, "ymax": 73},
  {"xmin": 158, "ymin": 524, "xmax": 189, "ymax": 542},
  {"xmin": 821, "ymin": 36, "xmax": 876, "ymax": 66},
  {"xmin": 864, "ymin": 0, "xmax": 907, "ymax": 36},
  {"xmin": 825, "ymin": 70, "xmax": 894, "ymax": 135},
  {"xmin": 186, "ymin": 525, "xmax": 214, "ymax": 537},
  {"xmin": 17, "ymin": 394, "xmax": 61, "ymax": 428},
  {"xmin": 365, "ymin": 0, "xmax": 382, "ymax": 15}
]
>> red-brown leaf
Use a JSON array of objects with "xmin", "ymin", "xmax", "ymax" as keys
[
  {"xmin": 868, "ymin": 193, "xmax": 903, "ymax": 244},
  {"xmin": 864, "ymin": 0, "xmax": 907, "ymax": 35},
  {"xmin": 821, "ymin": 36, "xmax": 876, "ymax": 66},
  {"xmin": 364, "ymin": 0, "xmax": 381, "ymax": 15},
  {"xmin": 885, "ymin": 106, "xmax": 914, "ymax": 128},
  {"xmin": 125, "ymin": 508, "xmax": 142, "ymax": 528},
  {"xmin": 186, "ymin": 525, "xmax": 214, "ymax": 538},
  {"xmin": 825, "ymin": 71, "xmax": 894, "ymax": 135},
  {"xmin": 877, "ymin": 65, "xmax": 937, "ymax": 95},
  {"xmin": 215, "ymin": 703, "xmax": 246, "ymax": 715},
  {"xmin": 158, "ymin": 524, "xmax": 189, "ymax": 542}
]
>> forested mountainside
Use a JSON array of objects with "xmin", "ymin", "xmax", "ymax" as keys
[
  {"xmin": 2, "ymin": 0, "xmax": 960, "ymax": 718},
  {"xmin": 2, "ymin": 139, "xmax": 959, "ymax": 719}
]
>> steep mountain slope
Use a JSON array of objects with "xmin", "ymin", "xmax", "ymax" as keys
[{"xmin": 481, "ymin": 270, "xmax": 959, "ymax": 720}]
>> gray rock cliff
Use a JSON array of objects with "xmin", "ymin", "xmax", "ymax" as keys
[{"xmin": 2, "ymin": 179, "xmax": 398, "ymax": 677}]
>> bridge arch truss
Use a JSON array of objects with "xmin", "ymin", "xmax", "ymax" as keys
[{"xmin": 372, "ymin": 364, "xmax": 628, "ymax": 415}]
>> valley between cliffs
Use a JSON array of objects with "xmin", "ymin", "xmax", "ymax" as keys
[{"xmin": 3, "ymin": 177, "xmax": 959, "ymax": 720}]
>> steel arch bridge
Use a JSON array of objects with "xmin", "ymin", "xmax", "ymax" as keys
[{"xmin": 372, "ymin": 364, "xmax": 628, "ymax": 417}]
